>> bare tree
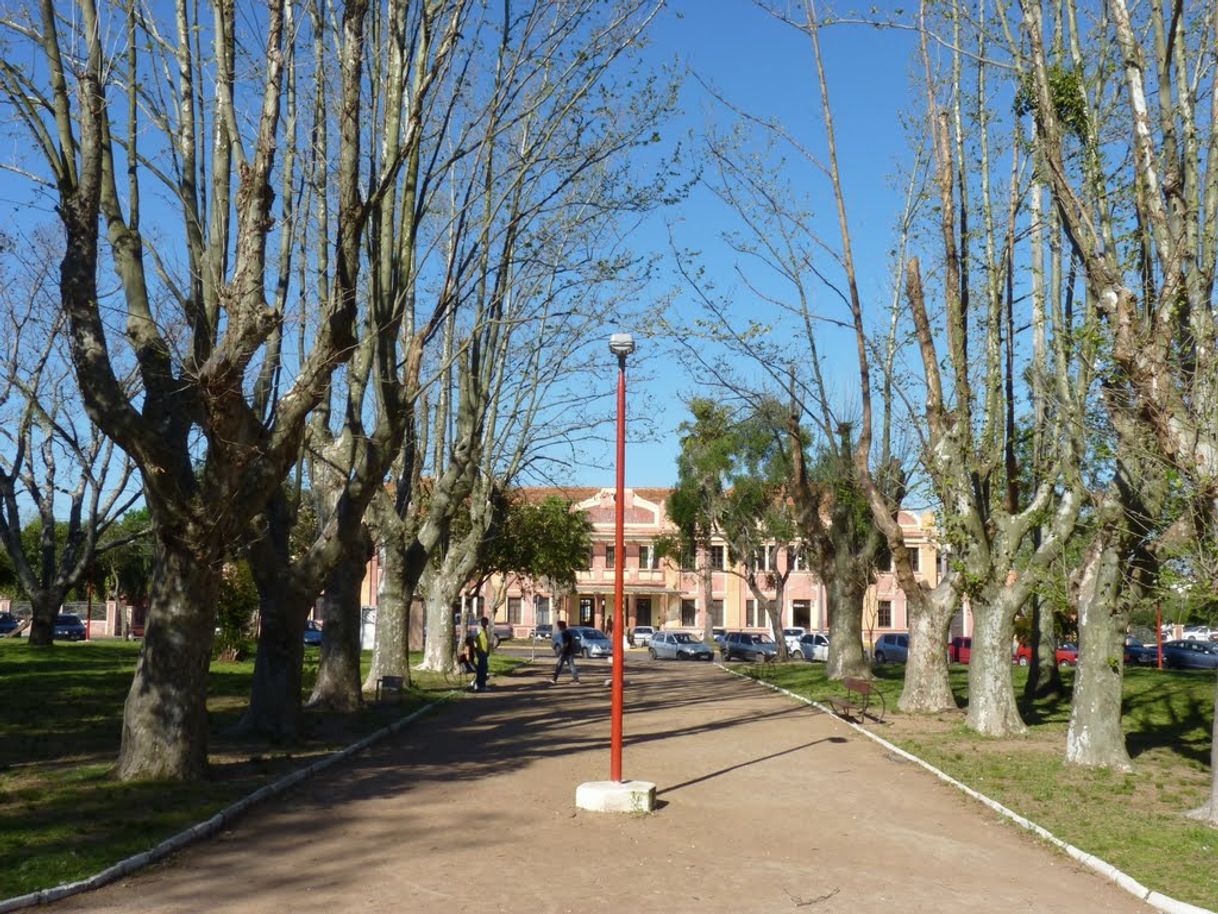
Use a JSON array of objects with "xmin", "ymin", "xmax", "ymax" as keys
[
  {"xmin": 0, "ymin": 229, "xmax": 137, "ymax": 645},
  {"xmin": 0, "ymin": 0, "xmax": 367, "ymax": 779}
]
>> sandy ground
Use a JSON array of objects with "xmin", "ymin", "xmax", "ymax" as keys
[{"xmin": 48, "ymin": 658, "xmax": 1155, "ymax": 914}]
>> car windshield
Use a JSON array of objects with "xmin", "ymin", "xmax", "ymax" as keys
[
  {"xmin": 673, "ymin": 633, "xmax": 697, "ymax": 644},
  {"xmin": 57, "ymin": 615, "xmax": 80, "ymax": 624},
  {"xmin": 581, "ymin": 630, "xmax": 608, "ymax": 641}
]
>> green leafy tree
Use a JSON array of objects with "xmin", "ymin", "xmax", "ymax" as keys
[{"xmin": 666, "ymin": 399, "xmax": 737, "ymax": 644}]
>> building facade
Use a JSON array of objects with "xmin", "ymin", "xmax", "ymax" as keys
[{"xmin": 369, "ymin": 487, "xmax": 940, "ymax": 643}]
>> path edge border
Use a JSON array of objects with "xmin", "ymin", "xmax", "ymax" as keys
[
  {"xmin": 0, "ymin": 691, "xmax": 459, "ymax": 913},
  {"xmin": 728, "ymin": 666, "xmax": 1215, "ymax": 914}
]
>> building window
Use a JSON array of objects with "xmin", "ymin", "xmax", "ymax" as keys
[
  {"xmin": 681, "ymin": 599, "xmax": 696, "ymax": 626},
  {"xmin": 792, "ymin": 547, "xmax": 805, "ymax": 571},
  {"xmin": 587, "ymin": 547, "xmax": 595, "ymax": 569},
  {"xmin": 877, "ymin": 544, "xmax": 892, "ymax": 572},
  {"xmin": 878, "ymin": 600, "xmax": 893, "ymax": 628},
  {"xmin": 508, "ymin": 597, "xmax": 521, "ymax": 625},
  {"xmin": 710, "ymin": 545, "xmax": 726, "ymax": 571},
  {"xmin": 792, "ymin": 599, "xmax": 811, "ymax": 628},
  {"xmin": 712, "ymin": 599, "xmax": 724, "ymax": 627},
  {"xmin": 681, "ymin": 547, "xmax": 696, "ymax": 571},
  {"xmin": 606, "ymin": 545, "xmax": 616, "ymax": 569},
  {"xmin": 639, "ymin": 543, "xmax": 660, "ymax": 569},
  {"xmin": 579, "ymin": 596, "xmax": 595, "ymax": 624},
  {"xmin": 764, "ymin": 545, "xmax": 776, "ymax": 571},
  {"xmin": 746, "ymin": 599, "xmax": 759, "ymax": 627},
  {"xmin": 535, "ymin": 596, "xmax": 550, "ymax": 625},
  {"xmin": 908, "ymin": 547, "xmax": 921, "ymax": 573}
]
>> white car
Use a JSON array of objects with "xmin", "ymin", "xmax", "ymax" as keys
[
  {"xmin": 631, "ymin": 625, "xmax": 656, "ymax": 647},
  {"xmin": 1182, "ymin": 625, "xmax": 1215, "ymax": 641},
  {"xmin": 795, "ymin": 631, "xmax": 830, "ymax": 662},
  {"xmin": 782, "ymin": 627, "xmax": 807, "ymax": 654}
]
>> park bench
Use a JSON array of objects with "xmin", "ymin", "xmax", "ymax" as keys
[
  {"xmin": 828, "ymin": 676, "xmax": 885, "ymax": 723},
  {"xmin": 375, "ymin": 675, "xmax": 405, "ymax": 702}
]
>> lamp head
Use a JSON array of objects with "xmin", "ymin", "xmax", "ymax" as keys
[{"xmin": 608, "ymin": 332, "xmax": 635, "ymax": 357}]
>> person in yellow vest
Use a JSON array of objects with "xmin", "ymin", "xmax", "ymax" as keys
[{"xmin": 473, "ymin": 617, "xmax": 491, "ymax": 692}]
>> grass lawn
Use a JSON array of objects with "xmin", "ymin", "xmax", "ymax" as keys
[
  {"xmin": 0, "ymin": 639, "xmax": 521, "ymax": 901},
  {"xmin": 752, "ymin": 661, "xmax": 1217, "ymax": 911}
]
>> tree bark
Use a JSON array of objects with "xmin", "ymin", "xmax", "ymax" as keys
[
  {"xmin": 824, "ymin": 572, "xmax": 868, "ymax": 680},
  {"xmin": 1066, "ymin": 521, "xmax": 1131, "ymax": 770},
  {"xmin": 308, "ymin": 527, "xmax": 369, "ymax": 711},
  {"xmin": 117, "ymin": 533, "xmax": 220, "ymax": 780},
  {"xmin": 899, "ymin": 590, "xmax": 956, "ymax": 712},
  {"xmin": 965, "ymin": 588, "xmax": 1027, "ymax": 738}
]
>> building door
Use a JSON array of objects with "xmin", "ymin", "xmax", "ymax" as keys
[
  {"xmin": 635, "ymin": 597, "xmax": 652, "ymax": 626},
  {"xmin": 579, "ymin": 596, "xmax": 595, "ymax": 625},
  {"xmin": 792, "ymin": 600, "xmax": 811, "ymax": 629}
]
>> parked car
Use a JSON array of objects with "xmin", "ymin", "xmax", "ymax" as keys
[
  {"xmin": 52, "ymin": 613, "xmax": 87, "ymax": 641},
  {"xmin": 1055, "ymin": 642, "xmax": 1079, "ymax": 667},
  {"xmin": 873, "ymin": 632, "xmax": 909, "ymax": 663},
  {"xmin": 794, "ymin": 631, "xmax": 830, "ymax": 662},
  {"xmin": 1181, "ymin": 624, "xmax": 1215, "ymax": 642},
  {"xmin": 303, "ymin": 619, "xmax": 323, "ymax": 646},
  {"xmin": 569, "ymin": 626, "xmax": 614, "ymax": 659},
  {"xmin": 948, "ymin": 637, "xmax": 972, "ymax": 664},
  {"xmin": 631, "ymin": 625, "xmax": 656, "ymax": 648},
  {"xmin": 712, "ymin": 627, "xmax": 726, "ymax": 650},
  {"xmin": 649, "ymin": 630, "xmax": 714, "ymax": 661},
  {"xmin": 782, "ymin": 627, "xmax": 807, "ymax": 654},
  {"xmin": 1012, "ymin": 643, "xmax": 1033, "ymax": 666},
  {"xmin": 1124, "ymin": 637, "xmax": 1158, "ymax": 666},
  {"xmin": 531, "ymin": 623, "xmax": 553, "ymax": 642},
  {"xmin": 1162, "ymin": 639, "xmax": 1218, "ymax": 670},
  {"xmin": 720, "ymin": 631, "xmax": 778, "ymax": 662},
  {"xmin": 0, "ymin": 612, "xmax": 21, "ymax": 637}
]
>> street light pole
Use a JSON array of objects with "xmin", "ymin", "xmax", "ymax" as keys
[{"xmin": 608, "ymin": 332, "xmax": 633, "ymax": 783}]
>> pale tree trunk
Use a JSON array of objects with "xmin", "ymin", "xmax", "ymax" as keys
[
  {"xmin": 362, "ymin": 525, "xmax": 414, "ymax": 690},
  {"xmin": 1188, "ymin": 678, "xmax": 1218, "ymax": 825},
  {"xmin": 966, "ymin": 588, "xmax": 1026, "ymax": 738},
  {"xmin": 1066, "ymin": 519, "xmax": 1131, "ymax": 770},
  {"xmin": 117, "ymin": 534, "xmax": 220, "ymax": 780},
  {"xmin": 699, "ymin": 543, "xmax": 714, "ymax": 642},
  {"xmin": 309, "ymin": 527, "xmax": 370, "ymax": 711},
  {"xmin": 420, "ymin": 561, "xmax": 460, "ymax": 674},
  {"xmin": 899, "ymin": 589, "xmax": 956, "ymax": 712},
  {"xmin": 824, "ymin": 573, "xmax": 868, "ymax": 680}
]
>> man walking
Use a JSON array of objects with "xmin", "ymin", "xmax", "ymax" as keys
[
  {"xmin": 551, "ymin": 619, "xmax": 579, "ymax": 684},
  {"xmin": 474, "ymin": 617, "xmax": 491, "ymax": 692}
]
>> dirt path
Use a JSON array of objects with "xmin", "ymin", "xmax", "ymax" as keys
[{"xmin": 51, "ymin": 660, "xmax": 1154, "ymax": 913}]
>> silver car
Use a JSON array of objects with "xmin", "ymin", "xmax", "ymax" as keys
[
  {"xmin": 794, "ymin": 631, "xmax": 830, "ymax": 661},
  {"xmin": 570, "ymin": 626, "xmax": 614, "ymax": 658},
  {"xmin": 648, "ymin": 630, "xmax": 714, "ymax": 661}
]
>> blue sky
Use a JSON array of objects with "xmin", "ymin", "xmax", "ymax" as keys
[{"xmin": 589, "ymin": 0, "xmax": 923, "ymax": 489}]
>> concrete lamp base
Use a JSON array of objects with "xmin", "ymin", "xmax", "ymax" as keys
[{"xmin": 575, "ymin": 779, "xmax": 657, "ymax": 814}]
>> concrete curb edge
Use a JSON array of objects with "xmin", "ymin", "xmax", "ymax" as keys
[
  {"xmin": 726, "ymin": 665, "xmax": 1216, "ymax": 914},
  {"xmin": 0, "ymin": 690, "xmax": 460, "ymax": 914}
]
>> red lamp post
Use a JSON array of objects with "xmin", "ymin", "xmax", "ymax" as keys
[{"xmin": 608, "ymin": 332, "xmax": 634, "ymax": 783}]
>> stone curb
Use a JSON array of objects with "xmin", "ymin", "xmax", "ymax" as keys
[
  {"xmin": 727, "ymin": 665, "xmax": 1215, "ymax": 914},
  {"xmin": 0, "ymin": 691, "xmax": 459, "ymax": 914}
]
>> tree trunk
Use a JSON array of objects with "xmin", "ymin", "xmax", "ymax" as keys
[
  {"xmin": 420, "ymin": 564, "xmax": 459, "ymax": 674},
  {"xmin": 1021, "ymin": 593, "xmax": 1063, "ymax": 701},
  {"xmin": 308, "ymin": 529, "xmax": 369, "ymax": 711},
  {"xmin": 965, "ymin": 591, "xmax": 1027, "ymax": 737},
  {"xmin": 362, "ymin": 534, "xmax": 417, "ymax": 690},
  {"xmin": 239, "ymin": 495, "xmax": 307, "ymax": 740},
  {"xmin": 825, "ymin": 573, "xmax": 868, "ymax": 680},
  {"xmin": 700, "ymin": 543, "xmax": 714, "ymax": 643},
  {"xmin": 116, "ymin": 535, "xmax": 220, "ymax": 780},
  {"xmin": 898, "ymin": 590, "xmax": 956, "ymax": 713},
  {"xmin": 1066, "ymin": 525, "xmax": 1131, "ymax": 770},
  {"xmin": 25, "ymin": 590, "xmax": 64, "ymax": 647}
]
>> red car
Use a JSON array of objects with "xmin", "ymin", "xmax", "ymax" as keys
[
  {"xmin": 948, "ymin": 637, "xmax": 972, "ymax": 663},
  {"xmin": 1055, "ymin": 643, "xmax": 1079, "ymax": 666},
  {"xmin": 1013, "ymin": 644, "xmax": 1033, "ymax": 666}
]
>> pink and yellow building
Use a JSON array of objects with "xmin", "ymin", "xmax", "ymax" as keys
[{"xmin": 382, "ymin": 487, "xmax": 941, "ymax": 641}]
